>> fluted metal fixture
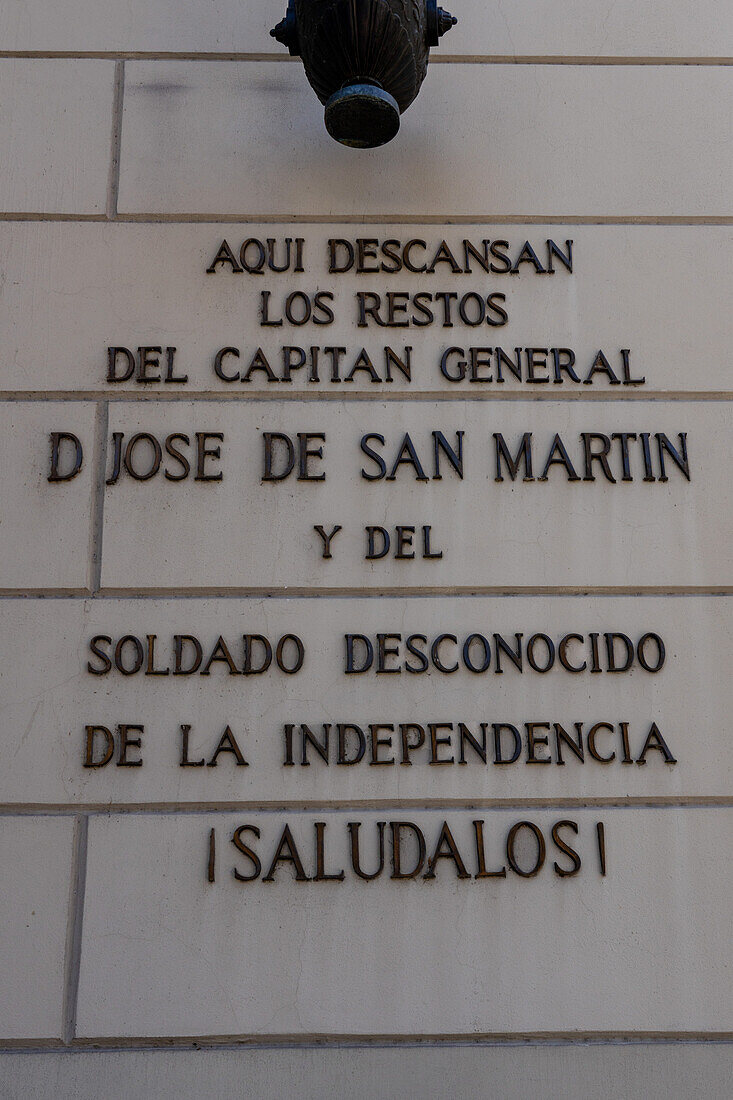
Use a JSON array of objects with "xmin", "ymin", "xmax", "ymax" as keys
[{"xmin": 271, "ymin": 0, "xmax": 458, "ymax": 149}]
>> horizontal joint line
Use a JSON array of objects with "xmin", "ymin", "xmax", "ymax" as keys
[
  {"xmin": 0, "ymin": 588, "xmax": 730, "ymax": 600},
  {"xmin": 95, "ymin": 587, "xmax": 733, "ymax": 599},
  {"xmin": 2, "ymin": 1033, "xmax": 733, "ymax": 1051},
  {"xmin": 1, "ymin": 799, "xmax": 732, "ymax": 817},
  {"xmin": 1, "ymin": 214, "xmax": 732, "ymax": 226},
  {"xmin": 1, "ymin": 391, "xmax": 732, "ymax": 403},
  {"xmin": 0, "ymin": 52, "xmax": 731, "ymax": 66}
]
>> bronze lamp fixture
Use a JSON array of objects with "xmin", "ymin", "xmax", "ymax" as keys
[{"xmin": 271, "ymin": 0, "xmax": 458, "ymax": 148}]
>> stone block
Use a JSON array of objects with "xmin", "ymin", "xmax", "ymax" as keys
[
  {"xmin": 75, "ymin": 807, "xmax": 733, "ymax": 1037},
  {"xmin": 0, "ymin": 60, "xmax": 114, "ymax": 214},
  {"xmin": 0, "ymin": 595, "xmax": 728, "ymax": 805},
  {"xmin": 0, "ymin": 1044, "xmax": 731, "ymax": 1100},
  {"xmin": 0, "ymin": 816, "xmax": 75, "ymax": 1039},
  {"xmin": 1, "ymin": 0, "xmax": 730, "ymax": 57},
  {"xmin": 117, "ymin": 63, "xmax": 733, "ymax": 217},
  {"xmin": 97, "ymin": 399, "xmax": 731, "ymax": 591},
  {"xmin": 0, "ymin": 223, "xmax": 729, "ymax": 397},
  {"xmin": 0, "ymin": 402, "xmax": 97, "ymax": 591}
]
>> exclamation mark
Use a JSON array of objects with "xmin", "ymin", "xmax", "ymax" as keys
[
  {"xmin": 596, "ymin": 822, "xmax": 607, "ymax": 877},
  {"xmin": 207, "ymin": 827, "xmax": 216, "ymax": 883}
]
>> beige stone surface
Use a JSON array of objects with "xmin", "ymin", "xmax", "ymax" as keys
[
  {"xmin": 0, "ymin": 402, "xmax": 96, "ymax": 591},
  {"xmin": 0, "ymin": 596, "xmax": 728, "ymax": 806},
  {"xmin": 0, "ymin": 223, "xmax": 730, "ymax": 396},
  {"xmin": 1, "ymin": 1044, "xmax": 732, "ymax": 1100},
  {"xmin": 75, "ymin": 807, "xmax": 733, "ymax": 1036},
  {"xmin": 1, "ymin": 0, "xmax": 731, "ymax": 57},
  {"xmin": 0, "ymin": 816, "xmax": 74, "ymax": 1039},
  {"xmin": 0, "ymin": 60, "xmax": 114, "ymax": 214},
  {"xmin": 98, "ymin": 399, "xmax": 731, "ymax": 591},
  {"xmin": 0, "ymin": 0, "xmax": 730, "ymax": 1068},
  {"xmin": 117, "ymin": 63, "xmax": 733, "ymax": 217}
]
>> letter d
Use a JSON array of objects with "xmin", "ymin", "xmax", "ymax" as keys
[
  {"xmin": 107, "ymin": 347, "xmax": 136, "ymax": 382},
  {"xmin": 262, "ymin": 433, "xmax": 296, "ymax": 481},
  {"xmin": 83, "ymin": 725, "xmax": 114, "ymax": 767},
  {"xmin": 328, "ymin": 239, "xmax": 355, "ymax": 274},
  {"xmin": 366, "ymin": 526, "xmax": 390, "ymax": 559},
  {"xmin": 345, "ymin": 635, "xmax": 373, "ymax": 674},
  {"xmin": 48, "ymin": 433, "xmax": 83, "ymax": 482},
  {"xmin": 390, "ymin": 822, "xmax": 426, "ymax": 879}
]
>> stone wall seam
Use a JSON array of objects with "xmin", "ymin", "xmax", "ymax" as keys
[
  {"xmin": 90, "ymin": 401, "xmax": 110, "ymax": 595},
  {"xmin": 61, "ymin": 816, "xmax": 89, "ymax": 1045},
  {"xmin": 1, "ymin": 798, "xmax": 733, "ymax": 816},
  {"xmin": 106, "ymin": 62, "xmax": 125, "ymax": 220},
  {"xmin": 0, "ymin": 586, "xmax": 731, "ymax": 598},
  {"xmin": 0, "ymin": 54, "xmax": 731, "ymax": 66},
  {"xmin": 1, "ymin": 214, "xmax": 732, "ymax": 225},
  {"xmin": 2, "ymin": 391, "xmax": 733, "ymax": 403}
]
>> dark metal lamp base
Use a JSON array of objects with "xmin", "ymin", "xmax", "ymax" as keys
[{"xmin": 324, "ymin": 84, "xmax": 401, "ymax": 149}]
